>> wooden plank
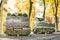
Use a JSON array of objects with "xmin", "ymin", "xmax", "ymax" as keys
[{"xmin": 35, "ymin": 26, "xmax": 55, "ymax": 28}]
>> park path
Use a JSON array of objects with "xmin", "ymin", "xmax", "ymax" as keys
[{"xmin": 0, "ymin": 34, "xmax": 60, "ymax": 40}]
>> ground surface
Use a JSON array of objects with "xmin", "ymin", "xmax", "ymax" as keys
[{"xmin": 0, "ymin": 34, "xmax": 60, "ymax": 40}]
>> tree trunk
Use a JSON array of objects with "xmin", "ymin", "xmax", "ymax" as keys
[
  {"xmin": 54, "ymin": 0, "xmax": 58, "ymax": 32},
  {"xmin": 29, "ymin": 0, "xmax": 33, "ymax": 17},
  {"xmin": 43, "ymin": 0, "xmax": 46, "ymax": 20}
]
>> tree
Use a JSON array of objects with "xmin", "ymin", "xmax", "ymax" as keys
[
  {"xmin": 46, "ymin": 16, "xmax": 52, "ymax": 23},
  {"xmin": 53, "ymin": 0, "xmax": 58, "ymax": 32},
  {"xmin": 43, "ymin": 0, "xmax": 46, "ymax": 20},
  {"xmin": 29, "ymin": 0, "xmax": 33, "ymax": 17}
]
